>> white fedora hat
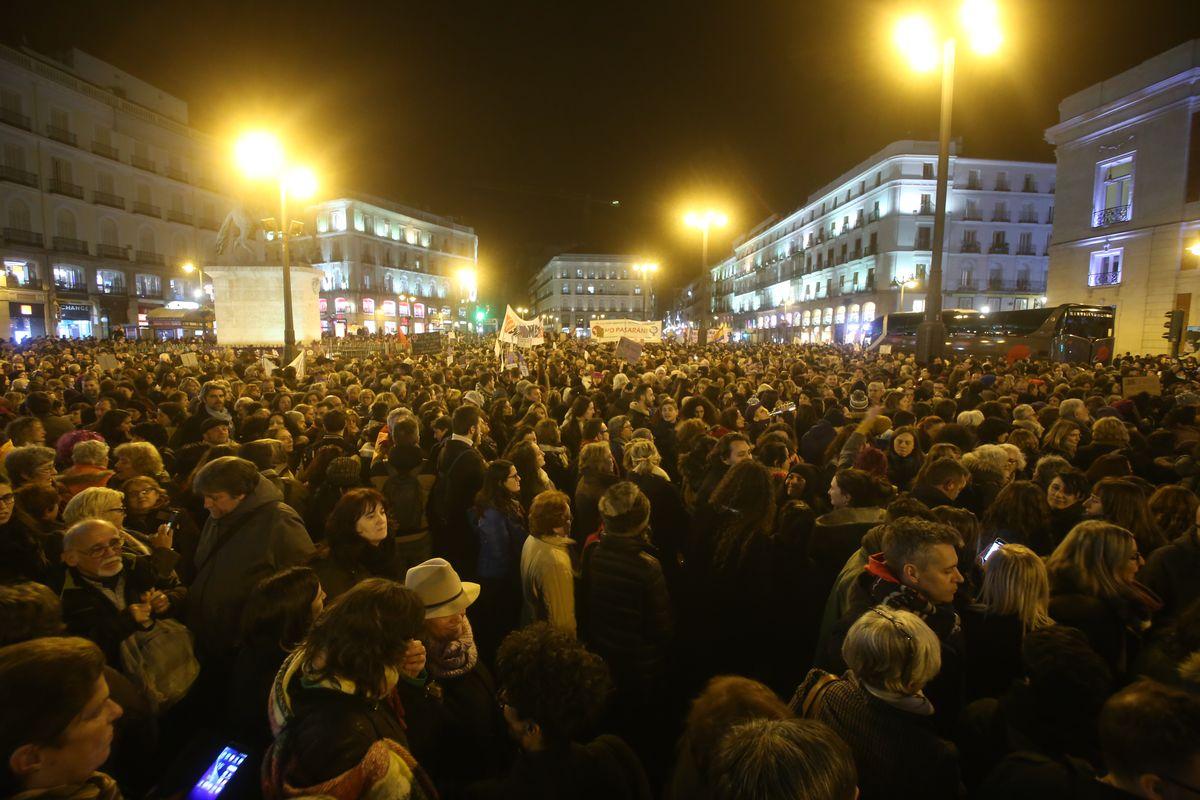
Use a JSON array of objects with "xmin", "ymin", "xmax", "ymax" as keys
[{"xmin": 404, "ymin": 558, "xmax": 480, "ymax": 619}]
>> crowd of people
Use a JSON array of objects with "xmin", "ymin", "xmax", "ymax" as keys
[{"xmin": 2, "ymin": 333, "xmax": 1200, "ymax": 799}]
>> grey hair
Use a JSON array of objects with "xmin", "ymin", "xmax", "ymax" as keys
[
  {"xmin": 63, "ymin": 518, "xmax": 120, "ymax": 552},
  {"xmin": 112, "ymin": 442, "xmax": 162, "ymax": 476},
  {"xmin": 1059, "ymin": 398, "xmax": 1087, "ymax": 420},
  {"xmin": 710, "ymin": 718, "xmax": 858, "ymax": 800},
  {"xmin": 842, "ymin": 606, "xmax": 942, "ymax": 693},
  {"xmin": 1032, "ymin": 454, "xmax": 1071, "ymax": 488},
  {"xmin": 71, "ymin": 440, "xmax": 110, "ymax": 467},
  {"xmin": 963, "ymin": 443, "xmax": 1010, "ymax": 477},
  {"xmin": 956, "ymin": 410, "xmax": 985, "ymax": 428},
  {"xmin": 1091, "ymin": 416, "xmax": 1130, "ymax": 446},
  {"xmin": 62, "ymin": 487, "xmax": 124, "ymax": 525}
]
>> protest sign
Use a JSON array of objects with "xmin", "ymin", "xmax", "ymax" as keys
[
  {"xmin": 589, "ymin": 319, "xmax": 662, "ymax": 343},
  {"xmin": 615, "ymin": 336, "xmax": 644, "ymax": 364},
  {"xmin": 411, "ymin": 331, "xmax": 445, "ymax": 356},
  {"xmin": 1122, "ymin": 375, "xmax": 1161, "ymax": 397}
]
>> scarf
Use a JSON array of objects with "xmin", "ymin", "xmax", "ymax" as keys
[
  {"xmin": 864, "ymin": 553, "xmax": 961, "ymax": 641},
  {"xmin": 205, "ymin": 405, "xmax": 233, "ymax": 424},
  {"xmin": 9, "ymin": 772, "xmax": 122, "ymax": 800},
  {"xmin": 424, "ymin": 617, "xmax": 479, "ymax": 679}
]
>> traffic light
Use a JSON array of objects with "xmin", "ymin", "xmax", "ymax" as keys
[
  {"xmin": 1164, "ymin": 310, "xmax": 1184, "ymax": 343},
  {"xmin": 474, "ymin": 309, "xmax": 485, "ymax": 323}
]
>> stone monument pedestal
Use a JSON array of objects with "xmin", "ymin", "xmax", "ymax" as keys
[{"xmin": 206, "ymin": 264, "xmax": 322, "ymax": 346}]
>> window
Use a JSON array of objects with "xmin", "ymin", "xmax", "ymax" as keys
[
  {"xmin": 97, "ymin": 172, "xmax": 114, "ymax": 194},
  {"xmin": 995, "ymin": 171, "xmax": 1009, "ymax": 191},
  {"xmin": 330, "ymin": 208, "xmax": 346, "ymax": 231},
  {"xmin": 1088, "ymin": 249, "xmax": 1122, "ymax": 286},
  {"xmin": 3, "ymin": 143, "xmax": 25, "ymax": 170},
  {"xmin": 1018, "ymin": 232, "xmax": 1034, "ymax": 254},
  {"xmin": 362, "ymin": 297, "xmax": 375, "ymax": 314},
  {"xmin": 916, "ymin": 227, "xmax": 932, "ymax": 250},
  {"xmin": 135, "ymin": 274, "xmax": 161, "ymax": 296},
  {"xmin": 919, "ymin": 194, "xmax": 932, "ymax": 213},
  {"xmin": 587, "ymin": 285, "xmax": 595, "ymax": 294},
  {"xmin": 922, "ymin": 163, "xmax": 934, "ymax": 179},
  {"xmin": 960, "ymin": 263, "xmax": 975, "ymax": 288},
  {"xmin": 353, "ymin": 210, "xmax": 365, "ymax": 232},
  {"xmin": 965, "ymin": 199, "xmax": 980, "ymax": 220},
  {"xmin": 561, "ymin": 283, "xmax": 569, "ymax": 294},
  {"xmin": 1094, "ymin": 156, "xmax": 1134, "ymax": 226},
  {"xmin": 993, "ymin": 201, "xmax": 1008, "ymax": 221},
  {"xmin": 967, "ymin": 169, "xmax": 982, "ymax": 189}
]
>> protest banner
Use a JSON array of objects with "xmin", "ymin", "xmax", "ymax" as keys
[
  {"xmin": 1122, "ymin": 375, "xmax": 1161, "ymax": 397},
  {"xmin": 589, "ymin": 318, "xmax": 662, "ymax": 343},
  {"xmin": 411, "ymin": 331, "xmax": 445, "ymax": 356},
  {"xmin": 499, "ymin": 305, "xmax": 543, "ymax": 348}
]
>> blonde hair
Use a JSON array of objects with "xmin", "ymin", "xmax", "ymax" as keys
[
  {"xmin": 62, "ymin": 487, "xmax": 124, "ymax": 525},
  {"xmin": 979, "ymin": 543, "xmax": 1053, "ymax": 632},
  {"xmin": 956, "ymin": 410, "xmax": 985, "ymax": 428},
  {"xmin": 1043, "ymin": 419, "xmax": 1080, "ymax": 454},
  {"xmin": 113, "ymin": 442, "xmax": 163, "ymax": 478},
  {"xmin": 623, "ymin": 439, "xmax": 662, "ymax": 476},
  {"xmin": 1045, "ymin": 520, "xmax": 1138, "ymax": 603},
  {"xmin": 1091, "ymin": 417, "xmax": 1130, "ymax": 446},
  {"xmin": 578, "ymin": 442, "xmax": 615, "ymax": 475},
  {"xmin": 842, "ymin": 606, "xmax": 941, "ymax": 694}
]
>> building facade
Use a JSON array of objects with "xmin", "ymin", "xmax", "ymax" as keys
[
  {"xmin": 714, "ymin": 140, "xmax": 1055, "ymax": 343},
  {"xmin": 0, "ymin": 46, "xmax": 234, "ymax": 341},
  {"xmin": 1045, "ymin": 39, "xmax": 1200, "ymax": 355},
  {"xmin": 529, "ymin": 253, "xmax": 658, "ymax": 334},
  {"xmin": 307, "ymin": 196, "xmax": 478, "ymax": 336}
]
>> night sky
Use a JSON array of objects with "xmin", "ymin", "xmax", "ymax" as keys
[{"xmin": 8, "ymin": 0, "xmax": 1200, "ymax": 305}]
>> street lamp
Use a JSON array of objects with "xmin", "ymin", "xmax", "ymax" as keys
[
  {"xmin": 683, "ymin": 210, "xmax": 727, "ymax": 343},
  {"xmin": 891, "ymin": 277, "xmax": 919, "ymax": 312},
  {"xmin": 632, "ymin": 261, "xmax": 659, "ymax": 321},
  {"xmin": 181, "ymin": 261, "xmax": 206, "ymax": 300},
  {"xmin": 893, "ymin": 0, "xmax": 1002, "ymax": 363},
  {"xmin": 234, "ymin": 131, "xmax": 317, "ymax": 364}
]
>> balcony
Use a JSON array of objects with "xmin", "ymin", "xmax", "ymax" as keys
[
  {"xmin": 131, "ymin": 154, "xmax": 156, "ymax": 173},
  {"xmin": 0, "ymin": 107, "xmax": 31, "ymax": 131},
  {"xmin": 867, "ymin": 209, "xmax": 880, "ymax": 222},
  {"xmin": 1092, "ymin": 204, "xmax": 1131, "ymax": 227},
  {"xmin": 135, "ymin": 250, "xmax": 165, "ymax": 266},
  {"xmin": 987, "ymin": 278, "xmax": 1046, "ymax": 293},
  {"xmin": 47, "ymin": 178, "xmax": 85, "ymax": 199},
  {"xmin": 960, "ymin": 241, "xmax": 981, "ymax": 253},
  {"xmin": 864, "ymin": 245, "xmax": 878, "ymax": 256},
  {"xmin": 995, "ymin": 181, "xmax": 1010, "ymax": 191},
  {"xmin": 1022, "ymin": 180, "xmax": 1038, "ymax": 193},
  {"xmin": 97, "ymin": 283, "xmax": 127, "ymax": 295},
  {"xmin": 46, "ymin": 125, "xmax": 77, "ymax": 147},
  {"xmin": 55, "ymin": 280, "xmax": 86, "ymax": 293},
  {"xmin": 915, "ymin": 239, "xmax": 933, "ymax": 251},
  {"xmin": 992, "ymin": 212, "xmax": 1011, "ymax": 222},
  {"xmin": 3, "ymin": 228, "xmax": 42, "ymax": 247},
  {"xmin": 96, "ymin": 243, "xmax": 127, "ymax": 260},
  {"xmin": 136, "ymin": 287, "xmax": 163, "ymax": 299},
  {"xmin": 165, "ymin": 166, "xmax": 189, "ymax": 183},
  {"xmin": 966, "ymin": 180, "xmax": 982, "ymax": 190},
  {"xmin": 93, "ymin": 191, "xmax": 125, "ymax": 210},
  {"xmin": 166, "ymin": 209, "xmax": 193, "ymax": 225},
  {"xmin": 198, "ymin": 217, "xmax": 220, "ymax": 231},
  {"xmin": 1018, "ymin": 214, "xmax": 1039, "ymax": 224},
  {"xmin": 91, "ymin": 141, "xmax": 120, "ymax": 161},
  {"xmin": 0, "ymin": 165, "xmax": 38, "ymax": 187},
  {"xmin": 963, "ymin": 211, "xmax": 983, "ymax": 221},
  {"xmin": 988, "ymin": 243, "xmax": 1011, "ymax": 255},
  {"xmin": 195, "ymin": 175, "xmax": 218, "ymax": 191},
  {"xmin": 1088, "ymin": 271, "xmax": 1121, "ymax": 287},
  {"xmin": 1015, "ymin": 246, "xmax": 1037, "ymax": 256},
  {"xmin": 52, "ymin": 236, "xmax": 89, "ymax": 255},
  {"xmin": 917, "ymin": 203, "xmax": 934, "ymax": 216},
  {"xmin": 132, "ymin": 201, "xmax": 161, "ymax": 218}
]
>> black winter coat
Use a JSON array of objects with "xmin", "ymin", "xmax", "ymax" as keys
[
  {"xmin": 1141, "ymin": 527, "xmax": 1200, "ymax": 626},
  {"xmin": 628, "ymin": 472, "xmax": 689, "ymax": 580},
  {"xmin": 960, "ymin": 606, "xmax": 1026, "ymax": 701},
  {"xmin": 582, "ymin": 533, "xmax": 673, "ymax": 694},
  {"xmin": 1049, "ymin": 587, "xmax": 1155, "ymax": 678},
  {"xmin": 464, "ymin": 736, "xmax": 652, "ymax": 800},
  {"xmin": 310, "ymin": 536, "xmax": 405, "ymax": 601}
]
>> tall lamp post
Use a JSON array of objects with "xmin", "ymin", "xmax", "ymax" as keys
[
  {"xmin": 894, "ymin": 0, "xmax": 1002, "ymax": 363},
  {"xmin": 632, "ymin": 261, "xmax": 659, "ymax": 321},
  {"xmin": 234, "ymin": 132, "xmax": 318, "ymax": 364},
  {"xmin": 181, "ymin": 261, "xmax": 209, "ymax": 334},
  {"xmin": 683, "ymin": 210, "xmax": 727, "ymax": 343},
  {"xmin": 891, "ymin": 277, "xmax": 918, "ymax": 312}
]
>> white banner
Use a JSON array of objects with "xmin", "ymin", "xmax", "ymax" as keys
[
  {"xmin": 589, "ymin": 318, "xmax": 662, "ymax": 343},
  {"xmin": 499, "ymin": 305, "xmax": 543, "ymax": 348}
]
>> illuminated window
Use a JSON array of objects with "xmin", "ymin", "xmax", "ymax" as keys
[
  {"xmin": 362, "ymin": 297, "xmax": 375, "ymax": 314},
  {"xmin": 1093, "ymin": 155, "xmax": 1134, "ymax": 227},
  {"xmin": 353, "ymin": 210, "xmax": 365, "ymax": 232},
  {"xmin": 331, "ymin": 209, "xmax": 346, "ymax": 232},
  {"xmin": 1088, "ymin": 249, "xmax": 1122, "ymax": 287}
]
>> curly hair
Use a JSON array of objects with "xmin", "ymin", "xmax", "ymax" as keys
[
  {"xmin": 711, "ymin": 460, "xmax": 778, "ymax": 570},
  {"xmin": 528, "ymin": 490, "xmax": 571, "ymax": 538},
  {"xmin": 495, "ymin": 622, "xmax": 612, "ymax": 745},
  {"xmin": 300, "ymin": 578, "xmax": 423, "ymax": 700},
  {"xmin": 984, "ymin": 480, "xmax": 1051, "ymax": 549},
  {"xmin": 1149, "ymin": 485, "xmax": 1199, "ymax": 544},
  {"xmin": 680, "ymin": 676, "xmax": 791, "ymax": 779}
]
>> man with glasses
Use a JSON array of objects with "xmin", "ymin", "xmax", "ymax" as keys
[{"xmin": 60, "ymin": 519, "xmax": 184, "ymax": 668}]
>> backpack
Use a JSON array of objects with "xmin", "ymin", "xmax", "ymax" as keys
[{"xmin": 381, "ymin": 464, "xmax": 425, "ymax": 535}]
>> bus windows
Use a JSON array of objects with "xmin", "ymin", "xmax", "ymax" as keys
[{"xmin": 1062, "ymin": 309, "xmax": 1114, "ymax": 340}]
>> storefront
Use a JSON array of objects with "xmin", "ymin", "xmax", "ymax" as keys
[
  {"xmin": 56, "ymin": 302, "xmax": 93, "ymax": 339},
  {"xmin": 146, "ymin": 306, "xmax": 213, "ymax": 340},
  {"xmin": 8, "ymin": 302, "xmax": 46, "ymax": 343}
]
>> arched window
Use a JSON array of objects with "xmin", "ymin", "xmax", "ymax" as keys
[
  {"xmin": 863, "ymin": 302, "xmax": 876, "ymax": 320},
  {"xmin": 99, "ymin": 218, "xmax": 119, "ymax": 247},
  {"xmin": 55, "ymin": 208, "xmax": 77, "ymax": 239},
  {"xmin": 849, "ymin": 304, "xmax": 861, "ymax": 323},
  {"xmin": 137, "ymin": 227, "xmax": 156, "ymax": 255},
  {"xmin": 7, "ymin": 199, "xmax": 31, "ymax": 231},
  {"xmin": 835, "ymin": 305, "xmax": 847, "ymax": 324}
]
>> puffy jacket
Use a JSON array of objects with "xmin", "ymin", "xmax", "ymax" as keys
[
  {"xmin": 183, "ymin": 476, "xmax": 313, "ymax": 663},
  {"xmin": 583, "ymin": 533, "xmax": 673, "ymax": 694}
]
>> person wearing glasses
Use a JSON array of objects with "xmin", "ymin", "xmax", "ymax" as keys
[
  {"xmin": 59, "ymin": 518, "xmax": 185, "ymax": 670},
  {"xmin": 792, "ymin": 607, "xmax": 961, "ymax": 800},
  {"xmin": 4, "ymin": 445, "xmax": 58, "ymax": 489}
]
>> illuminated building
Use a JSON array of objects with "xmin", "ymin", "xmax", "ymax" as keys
[
  {"xmin": 1045, "ymin": 38, "xmax": 1200, "ymax": 355},
  {"xmin": 529, "ymin": 253, "xmax": 658, "ymax": 335}
]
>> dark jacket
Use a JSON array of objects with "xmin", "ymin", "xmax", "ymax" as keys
[
  {"xmin": 573, "ymin": 471, "xmax": 619, "ymax": 544},
  {"xmin": 1048, "ymin": 589, "xmax": 1152, "ymax": 678},
  {"xmin": 61, "ymin": 554, "xmax": 185, "ymax": 668},
  {"xmin": 961, "ymin": 468, "xmax": 1005, "ymax": 518},
  {"xmin": 809, "ymin": 506, "xmax": 887, "ymax": 582},
  {"xmin": 976, "ymin": 751, "xmax": 1138, "ymax": 800},
  {"xmin": 310, "ymin": 536, "xmax": 405, "ymax": 601},
  {"xmin": 582, "ymin": 532, "xmax": 673, "ymax": 694},
  {"xmin": 651, "ymin": 418, "xmax": 680, "ymax": 483},
  {"xmin": 183, "ymin": 476, "xmax": 314, "ymax": 663},
  {"xmin": 888, "ymin": 450, "xmax": 925, "ymax": 491},
  {"xmin": 431, "ymin": 438, "xmax": 487, "ymax": 577},
  {"xmin": 1047, "ymin": 504, "xmax": 1084, "ymax": 555},
  {"xmin": 801, "ymin": 419, "xmax": 837, "ymax": 466},
  {"xmin": 960, "ymin": 606, "xmax": 1026, "ymax": 701},
  {"xmin": 911, "ymin": 483, "xmax": 967, "ymax": 511},
  {"xmin": 792, "ymin": 669, "xmax": 961, "ymax": 800},
  {"xmin": 465, "ymin": 736, "xmax": 652, "ymax": 800},
  {"xmin": 1140, "ymin": 527, "xmax": 1200, "ymax": 626},
  {"xmin": 169, "ymin": 407, "xmax": 231, "ymax": 449},
  {"xmin": 0, "ymin": 517, "xmax": 52, "ymax": 585},
  {"xmin": 628, "ymin": 472, "xmax": 689, "ymax": 580},
  {"xmin": 228, "ymin": 637, "xmax": 289, "ymax": 750}
]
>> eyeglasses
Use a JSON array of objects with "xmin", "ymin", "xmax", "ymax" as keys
[
  {"xmin": 871, "ymin": 606, "xmax": 915, "ymax": 675},
  {"xmin": 79, "ymin": 537, "xmax": 123, "ymax": 558}
]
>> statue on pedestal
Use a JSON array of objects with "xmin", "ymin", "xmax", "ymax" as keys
[{"xmin": 214, "ymin": 203, "xmax": 263, "ymax": 264}]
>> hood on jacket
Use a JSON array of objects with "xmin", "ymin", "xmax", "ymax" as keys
[
  {"xmin": 217, "ymin": 474, "xmax": 284, "ymax": 527},
  {"xmin": 816, "ymin": 506, "xmax": 887, "ymax": 529},
  {"xmin": 865, "ymin": 552, "xmax": 901, "ymax": 585}
]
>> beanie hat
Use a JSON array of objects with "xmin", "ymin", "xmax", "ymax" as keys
[
  {"xmin": 848, "ymin": 390, "xmax": 869, "ymax": 412},
  {"xmin": 598, "ymin": 481, "xmax": 651, "ymax": 536},
  {"xmin": 326, "ymin": 456, "xmax": 362, "ymax": 487}
]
